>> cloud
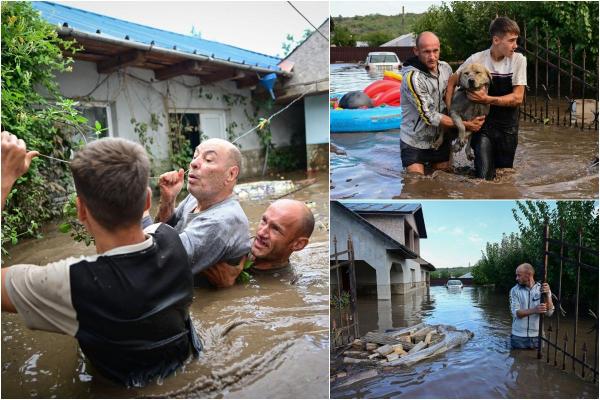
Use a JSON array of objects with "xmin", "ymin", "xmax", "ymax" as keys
[
  {"xmin": 431, "ymin": 226, "xmax": 448, "ymax": 233},
  {"xmin": 451, "ymin": 227, "xmax": 464, "ymax": 236},
  {"xmin": 478, "ymin": 222, "xmax": 488, "ymax": 228},
  {"xmin": 468, "ymin": 233, "xmax": 484, "ymax": 243}
]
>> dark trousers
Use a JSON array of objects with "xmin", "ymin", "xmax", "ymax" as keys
[{"xmin": 471, "ymin": 123, "xmax": 519, "ymax": 180}]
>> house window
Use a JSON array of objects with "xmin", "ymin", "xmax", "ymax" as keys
[
  {"xmin": 75, "ymin": 103, "xmax": 112, "ymax": 143},
  {"xmin": 410, "ymin": 268, "xmax": 416, "ymax": 287},
  {"xmin": 168, "ymin": 111, "xmax": 227, "ymax": 153}
]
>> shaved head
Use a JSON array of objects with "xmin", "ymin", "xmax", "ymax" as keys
[
  {"xmin": 271, "ymin": 199, "xmax": 315, "ymax": 238},
  {"xmin": 415, "ymin": 31, "xmax": 440, "ymax": 49},
  {"xmin": 414, "ymin": 31, "xmax": 441, "ymax": 73}
]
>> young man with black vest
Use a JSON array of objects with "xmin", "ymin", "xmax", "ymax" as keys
[
  {"xmin": 446, "ymin": 17, "xmax": 527, "ymax": 180},
  {"xmin": 1, "ymin": 133, "xmax": 201, "ymax": 387}
]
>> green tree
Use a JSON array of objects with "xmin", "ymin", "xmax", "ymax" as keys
[
  {"xmin": 411, "ymin": 1, "xmax": 598, "ymax": 69},
  {"xmin": 361, "ymin": 31, "xmax": 394, "ymax": 47},
  {"xmin": 332, "ymin": 25, "xmax": 355, "ymax": 47},
  {"xmin": 1, "ymin": 2, "xmax": 86, "ymax": 254},
  {"xmin": 280, "ymin": 29, "xmax": 313, "ymax": 57}
]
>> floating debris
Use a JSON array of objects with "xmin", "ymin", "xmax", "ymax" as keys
[{"xmin": 340, "ymin": 323, "xmax": 473, "ymax": 368}]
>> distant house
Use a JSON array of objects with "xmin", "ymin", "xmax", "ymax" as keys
[
  {"xmin": 330, "ymin": 201, "xmax": 435, "ymax": 300},
  {"xmin": 33, "ymin": 1, "xmax": 328, "ymax": 176},
  {"xmin": 381, "ymin": 33, "xmax": 416, "ymax": 48},
  {"xmin": 459, "ymin": 272, "xmax": 473, "ymax": 279}
]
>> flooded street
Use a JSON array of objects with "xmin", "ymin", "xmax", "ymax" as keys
[
  {"xmin": 330, "ymin": 64, "xmax": 599, "ymax": 199},
  {"xmin": 331, "ymin": 286, "xmax": 599, "ymax": 398},
  {"xmin": 1, "ymin": 171, "xmax": 329, "ymax": 398}
]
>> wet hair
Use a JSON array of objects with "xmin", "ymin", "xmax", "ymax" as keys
[
  {"xmin": 517, "ymin": 263, "xmax": 535, "ymax": 276},
  {"xmin": 489, "ymin": 17, "xmax": 520, "ymax": 38},
  {"xmin": 299, "ymin": 204, "xmax": 315, "ymax": 238},
  {"xmin": 70, "ymin": 138, "xmax": 149, "ymax": 230}
]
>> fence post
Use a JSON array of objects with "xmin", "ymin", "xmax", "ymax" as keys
[
  {"xmin": 538, "ymin": 222, "xmax": 550, "ymax": 359},
  {"xmin": 569, "ymin": 44, "xmax": 574, "ymax": 126},
  {"xmin": 535, "ymin": 27, "xmax": 539, "ymax": 116},
  {"xmin": 556, "ymin": 39, "xmax": 561, "ymax": 126},
  {"xmin": 581, "ymin": 49, "xmax": 586, "ymax": 130},
  {"xmin": 348, "ymin": 235, "xmax": 359, "ymax": 340},
  {"xmin": 572, "ymin": 228, "xmax": 582, "ymax": 371}
]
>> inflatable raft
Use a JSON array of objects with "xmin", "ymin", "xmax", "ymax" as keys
[{"xmin": 331, "ymin": 70, "xmax": 403, "ymax": 133}]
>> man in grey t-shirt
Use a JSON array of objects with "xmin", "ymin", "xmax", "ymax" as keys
[{"xmin": 147, "ymin": 138, "xmax": 251, "ymax": 277}]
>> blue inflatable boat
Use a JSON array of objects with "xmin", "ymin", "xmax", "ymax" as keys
[{"xmin": 330, "ymin": 93, "xmax": 402, "ymax": 133}]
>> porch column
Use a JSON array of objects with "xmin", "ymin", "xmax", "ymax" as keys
[{"xmin": 375, "ymin": 266, "xmax": 391, "ymax": 300}]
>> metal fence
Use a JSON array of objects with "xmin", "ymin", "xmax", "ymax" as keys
[
  {"xmin": 520, "ymin": 25, "xmax": 599, "ymax": 131},
  {"xmin": 538, "ymin": 223, "xmax": 599, "ymax": 382},
  {"xmin": 330, "ymin": 235, "xmax": 360, "ymax": 351}
]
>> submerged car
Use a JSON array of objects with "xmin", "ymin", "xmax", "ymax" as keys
[
  {"xmin": 445, "ymin": 279, "xmax": 463, "ymax": 289},
  {"xmin": 364, "ymin": 52, "xmax": 401, "ymax": 71}
]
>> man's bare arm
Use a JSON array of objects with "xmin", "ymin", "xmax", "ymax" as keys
[
  {"xmin": 155, "ymin": 169, "xmax": 184, "ymax": 223},
  {"xmin": 2, "ymin": 268, "xmax": 17, "ymax": 313},
  {"xmin": 445, "ymin": 73, "xmax": 459, "ymax": 109},
  {"xmin": 468, "ymin": 85, "xmax": 525, "ymax": 107}
]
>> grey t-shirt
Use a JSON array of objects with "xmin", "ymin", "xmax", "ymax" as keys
[{"xmin": 163, "ymin": 194, "xmax": 251, "ymax": 275}]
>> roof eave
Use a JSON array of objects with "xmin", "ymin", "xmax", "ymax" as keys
[{"xmin": 58, "ymin": 26, "xmax": 293, "ymax": 77}]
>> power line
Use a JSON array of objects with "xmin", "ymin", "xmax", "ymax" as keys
[{"xmin": 286, "ymin": 1, "xmax": 328, "ymax": 41}]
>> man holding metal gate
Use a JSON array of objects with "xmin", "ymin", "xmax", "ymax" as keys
[{"xmin": 509, "ymin": 262, "xmax": 555, "ymax": 349}]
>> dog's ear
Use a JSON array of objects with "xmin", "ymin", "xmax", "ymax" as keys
[{"xmin": 457, "ymin": 69, "xmax": 463, "ymax": 88}]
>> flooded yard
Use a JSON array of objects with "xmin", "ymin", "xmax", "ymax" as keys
[
  {"xmin": 330, "ymin": 64, "xmax": 599, "ymax": 199},
  {"xmin": 331, "ymin": 286, "xmax": 599, "ymax": 398},
  {"xmin": 1, "ymin": 171, "xmax": 329, "ymax": 399}
]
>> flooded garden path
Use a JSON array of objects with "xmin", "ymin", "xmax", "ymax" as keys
[
  {"xmin": 330, "ymin": 64, "xmax": 598, "ymax": 199},
  {"xmin": 1, "ymin": 171, "xmax": 329, "ymax": 399},
  {"xmin": 331, "ymin": 286, "xmax": 598, "ymax": 398}
]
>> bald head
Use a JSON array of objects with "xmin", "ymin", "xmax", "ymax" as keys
[
  {"xmin": 414, "ymin": 31, "xmax": 441, "ymax": 73},
  {"xmin": 197, "ymin": 138, "xmax": 241, "ymax": 171},
  {"xmin": 515, "ymin": 263, "xmax": 535, "ymax": 287},
  {"xmin": 270, "ymin": 199, "xmax": 315, "ymax": 238},
  {"xmin": 251, "ymin": 199, "xmax": 315, "ymax": 269},
  {"xmin": 415, "ymin": 31, "xmax": 440, "ymax": 49}
]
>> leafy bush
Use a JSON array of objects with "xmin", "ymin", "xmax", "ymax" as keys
[
  {"xmin": 412, "ymin": 1, "xmax": 598, "ymax": 69},
  {"xmin": 473, "ymin": 201, "xmax": 598, "ymax": 311},
  {"xmin": 1, "ymin": 2, "xmax": 86, "ymax": 255}
]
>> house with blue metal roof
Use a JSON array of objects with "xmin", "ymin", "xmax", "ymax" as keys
[
  {"xmin": 331, "ymin": 201, "xmax": 435, "ymax": 300},
  {"xmin": 31, "ymin": 1, "xmax": 328, "ymax": 176}
]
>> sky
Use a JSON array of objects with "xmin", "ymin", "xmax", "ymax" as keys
[
  {"xmin": 418, "ymin": 200, "xmax": 524, "ymax": 269},
  {"xmin": 62, "ymin": 1, "xmax": 329, "ymax": 57},
  {"xmin": 330, "ymin": 1, "xmax": 442, "ymax": 17},
  {"xmin": 346, "ymin": 200, "xmax": 539, "ymax": 269}
]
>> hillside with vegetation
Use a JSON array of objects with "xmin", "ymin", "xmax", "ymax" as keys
[
  {"xmin": 331, "ymin": 13, "xmax": 422, "ymax": 46},
  {"xmin": 430, "ymin": 266, "xmax": 473, "ymax": 280}
]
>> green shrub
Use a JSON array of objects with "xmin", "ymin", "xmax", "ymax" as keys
[{"xmin": 1, "ymin": 2, "xmax": 86, "ymax": 256}]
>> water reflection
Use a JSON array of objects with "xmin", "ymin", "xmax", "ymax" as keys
[
  {"xmin": 330, "ymin": 64, "xmax": 599, "ymax": 200},
  {"xmin": 1, "ymin": 171, "xmax": 330, "ymax": 399},
  {"xmin": 333, "ymin": 286, "xmax": 598, "ymax": 398}
]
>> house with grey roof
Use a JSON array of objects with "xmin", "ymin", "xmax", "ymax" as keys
[
  {"xmin": 32, "ymin": 1, "xmax": 328, "ymax": 176},
  {"xmin": 381, "ymin": 33, "xmax": 416, "ymax": 48},
  {"xmin": 330, "ymin": 201, "xmax": 435, "ymax": 300}
]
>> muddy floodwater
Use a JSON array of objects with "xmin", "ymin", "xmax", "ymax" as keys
[
  {"xmin": 330, "ymin": 64, "xmax": 599, "ymax": 199},
  {"xmin": 1, "ymin": 171, "xmax": 329, "ymax": 399},
  {"xmin": 331, "ymin": 286, "xmax": 599, "ymax": 398}
]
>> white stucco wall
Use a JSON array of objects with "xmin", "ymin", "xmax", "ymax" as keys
[
  {"xmin": 54, "ymin": 60, "xmax": 298, "ymax": 174},
  {"xmin": 304, "ymin": 93, "xmax": 328, "ymax": 145}
]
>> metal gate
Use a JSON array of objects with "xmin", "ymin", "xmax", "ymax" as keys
[
  {"xmin": 538, "ymin": 223, "xmax": 599, "ymax": 382},
  {"xmin": 519, "ymin": 25, "xmax": 599, "ymax": 131},
  {"xmin": 330, "ymin": 235, "xmax": 360, "ymax": 351}
]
